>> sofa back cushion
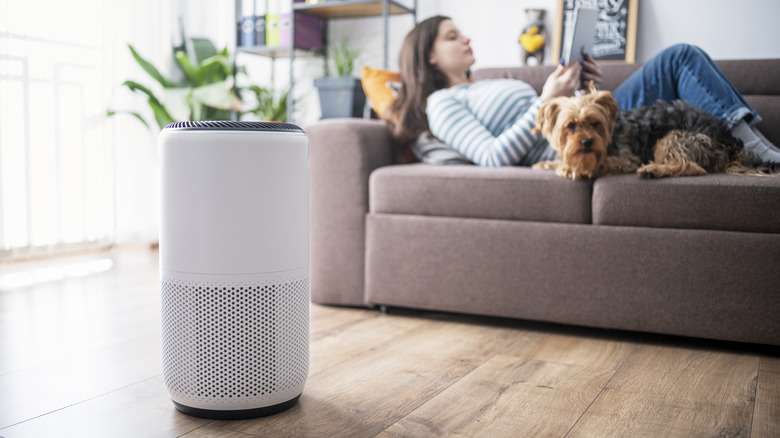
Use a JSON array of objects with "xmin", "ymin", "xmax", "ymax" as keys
[
  {"xmin": 472, "ymin": 63, "xmax": 641, "ymax": 95},
  {"xmin": 472, "ymin": 59, "xmax": 780, "ymax": 146},
  {"xmin": 717, "ymin": 60, "xmax": 780, "ymax": 147}
]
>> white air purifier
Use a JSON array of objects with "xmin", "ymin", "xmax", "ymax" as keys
[{"xmin": 158, "ymin": 120, "xmax": 309, "ymax": 420}]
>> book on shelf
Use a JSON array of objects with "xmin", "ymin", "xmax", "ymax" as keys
[
  {"xmin": 238, "ymin": 0, "xmax": 255, "ymax": 46},
  {"xmin": 266, "ymin": 0, "xmax": 281, "ymax": 47},
  {"xmin": 254, "ymin": 0, "xmax": 267, "ymax": 46},
  {"xmin": 236, "ymin": 0, "xmax": 325, "ymax": 54}
]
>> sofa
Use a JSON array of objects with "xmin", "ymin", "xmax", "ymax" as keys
[{"xmin": 306, "ymin": 59, "xmax": 780, "ymax": 346}]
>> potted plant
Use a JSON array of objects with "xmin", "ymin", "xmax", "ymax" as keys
[
  {"xmin": 314, "ymin": 38, "xmax": 366, "ymax": 119},
  {"xmin": 109, "ymin": 37, "xmax": 286, "ymax": 129},
  {"xmin": 108, "ymin": 38, "xmax": 242, "ymax": 130},
  {"xmin": 241, "ymin": 86, "xmax": 291, "ymax": 122}
]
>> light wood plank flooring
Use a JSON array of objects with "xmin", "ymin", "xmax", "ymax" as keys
[{"xmin": 0, "ymin": 249, "xmax": 778, "ymax": 437}]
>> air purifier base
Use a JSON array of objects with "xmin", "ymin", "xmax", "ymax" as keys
[{"xmin": 172, "ymin": 394, "xmax": 301, "ymax": 420}]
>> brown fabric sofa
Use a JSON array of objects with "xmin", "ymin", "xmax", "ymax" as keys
[{"xmin": 307, "ymin": 59, "xmax": 780, "ymax": 346}]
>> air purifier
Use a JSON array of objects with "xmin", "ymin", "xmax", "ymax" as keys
[{"xmin": 158, "ymin": 120, "xmax": 309, "ymax": 420}]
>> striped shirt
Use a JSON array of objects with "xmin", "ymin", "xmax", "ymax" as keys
[{"xmin": 426, "ymin": 79, "xmax": 557, "ymax": 167}]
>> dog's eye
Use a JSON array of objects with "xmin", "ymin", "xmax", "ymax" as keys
[
  {"xmin": 566, "ymin": 123, "xmax": 576, "ymax": 130},
  {"xmin": 591, "ymin": 122, "xmax": 601, "ymax": 128}
]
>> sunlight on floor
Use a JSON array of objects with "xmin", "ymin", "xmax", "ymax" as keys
[{"xmin": 0, "ymin": 258, "xmax": 115, "ymax": 291}]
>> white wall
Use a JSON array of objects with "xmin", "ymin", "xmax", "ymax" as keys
[
  {"xmin": 330, "ymin": 0, "xmax": 780, "ymax": 73},
  {"xmin": 635, "ymin": 0, "xmax": 780, "ymax": 61},
  {"xmin": 175, "ymin": 0, "xmax": 780, "ymax": 127}
]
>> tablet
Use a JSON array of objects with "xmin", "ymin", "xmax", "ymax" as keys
[{"xmin": 562, "ymin": 7, "xmax": 599, "ymax": 65}]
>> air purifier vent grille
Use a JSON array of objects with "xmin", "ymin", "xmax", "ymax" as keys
[
  {"xmin": 161, "ymin": 273, "xmax": 309, "ymax": 406},
  {"xmin": 163, "ymin": 120, "xmax": 303, "ymax": 133}
]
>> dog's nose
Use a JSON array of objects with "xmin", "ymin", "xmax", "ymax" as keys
[{"xmin": 581, "ymin": 138, "xmax": 594, "ymax": 150}]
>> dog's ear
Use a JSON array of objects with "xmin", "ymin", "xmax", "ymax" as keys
[
  {"xmin": 590, "ymin": 90, "xmax": 619, "ymax": 126},
  {"xmin": 534, "ymin": 99, "xmax": 562, "ymax": 137}
]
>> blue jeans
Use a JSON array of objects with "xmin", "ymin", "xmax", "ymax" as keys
[{"xmin": 613, "ymin": 44, "xmax": 760, "ymax": 129}]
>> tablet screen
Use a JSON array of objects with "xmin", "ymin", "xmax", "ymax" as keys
[{"xmin": 563, "ymin": 8, "xmax": 599, "ymax": 65}]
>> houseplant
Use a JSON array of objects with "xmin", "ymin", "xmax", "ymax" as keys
[
  {"xmin": 314, "ymin": 38, "xmax": 366, "ymax": 119},
  {"xmin": 109, "ymin": 37, "xmax": 289, "ymax": 128},
  {"xmin": 109, "ymin": 37, "xmax": 242, "ymax": 130},
  {"xmin": 241, "ymin": 86, "xmax": 291, "ymax": 122}
]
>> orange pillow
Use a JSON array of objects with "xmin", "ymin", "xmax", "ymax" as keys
[{"xmin": 361, "ymin": 66, "xmax": 401, "ymax": 119}]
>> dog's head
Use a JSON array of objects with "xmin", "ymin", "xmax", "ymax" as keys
[{"xmin": 534, "ymin": 84, "xmax": 619, "ymax": 179}]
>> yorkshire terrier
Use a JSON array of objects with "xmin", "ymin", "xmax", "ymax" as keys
[{"xmin": 532, "ymin": 83, "xmax": 779, "ymax": 180}]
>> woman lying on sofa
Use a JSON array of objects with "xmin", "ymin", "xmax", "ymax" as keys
[{"xmin": 385, "ymin": 15, "xmax": 780, "ymax": 167}]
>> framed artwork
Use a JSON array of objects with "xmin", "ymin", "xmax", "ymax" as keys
[{"xmin": 552, "ymin": 0, "xmax": 638, "ymax": 64}]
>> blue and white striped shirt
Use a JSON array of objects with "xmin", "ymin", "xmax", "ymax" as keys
[{"xmin": 426, "ymin": 79, "xmax": 557, "ymax": 167}]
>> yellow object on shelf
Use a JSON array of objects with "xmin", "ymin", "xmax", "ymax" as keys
[{"xmin": 520, "ymin": 25, "xmax": 544, "ymax": 53}]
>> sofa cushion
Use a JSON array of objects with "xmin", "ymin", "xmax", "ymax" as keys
[
  {"xmin": 370, "ymin": 164, "xmax": 593, "ymax": 224},
  {"xmin": 593, "ymin": 174, "xmax": 780, "ymax": 233}
]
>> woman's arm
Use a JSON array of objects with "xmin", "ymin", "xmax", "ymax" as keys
[
  {"xmin": 425, "ymin": 64, "xmax": 584, "ymax": 167},
  {"xmin": 427, "ymin": 90, "xmax": 546, "ymax": 167},
  {"xmin": 541, "ymin": 61, "xmax": 583, "ymax": 100}
]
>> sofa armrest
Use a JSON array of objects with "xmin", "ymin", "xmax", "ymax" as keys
[{"xmin": 307, "ymin": 118, "xmax": 395, "ymax": 306}]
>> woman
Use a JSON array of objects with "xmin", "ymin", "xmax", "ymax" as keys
[{"xmin": 386, "ymin": 15, "xmax": 780, "ymax": 167}]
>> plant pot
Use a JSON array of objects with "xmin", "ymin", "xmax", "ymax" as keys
[{"xmin": 314, "ymin": 77, "xmax": 367, "ymax": 119}]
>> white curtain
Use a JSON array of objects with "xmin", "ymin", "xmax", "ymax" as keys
[{"xmin": 0, "ymin": 0, "xmax": 175, "ymax": 258}]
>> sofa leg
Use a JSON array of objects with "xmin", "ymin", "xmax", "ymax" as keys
[{"xmin": 379, "ymin": 305, "xmax": 389, "ymax": 314}]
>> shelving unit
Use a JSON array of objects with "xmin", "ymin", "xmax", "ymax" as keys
[
  {"xmin": 239, "ymin": 46, "xmax": 322, "ymax": 59},
  {"xmin": 236, "ymin": 0, "xmax": 417, "ymax": 122},
  {"xmin": 295, "ymin": 0, "xmax": 416, "ymax": 18},
  {"xmin": 295, "ymin": 0, "xmax": 416, "ymax": 69}
]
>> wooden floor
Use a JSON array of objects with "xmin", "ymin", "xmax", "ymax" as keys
[{"xmin": 0, "ymin": 249, "xmax": 778, "ymax": 438}]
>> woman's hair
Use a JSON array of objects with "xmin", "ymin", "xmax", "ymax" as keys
[{"xmin": 386, "ymin": 15, "xmax": 453, "ymax": 146}]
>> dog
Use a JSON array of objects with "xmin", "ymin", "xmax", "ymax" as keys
[{"xmin": 532, "ymin": 83, "xmax": 779, "ymax": 180}]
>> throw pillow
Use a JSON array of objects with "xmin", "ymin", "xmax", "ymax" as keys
[{"xmin": 360, "ymin": 66, "xmax": 401, "ymax": 119}]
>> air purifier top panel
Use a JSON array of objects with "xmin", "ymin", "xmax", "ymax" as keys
[
  {"xmin": 159, "ymin": 121, "xmax": 308, "ymax": 275},
  {"xmin": 164, "ymin": 120, "xmax": 304, "ymax": 133}
]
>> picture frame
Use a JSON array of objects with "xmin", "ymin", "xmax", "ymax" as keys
[{"xmin": 552, "ymin": 0, "xmax": 638, "ymax": 64}]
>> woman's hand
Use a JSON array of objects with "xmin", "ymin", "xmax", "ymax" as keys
[
  {"xmin": 540, "ymin": 61, "xmax": 582, "ymax": 101},
  {"xmin": 580, "ymin": 54, "xmax": 604, "ymax": 90}
]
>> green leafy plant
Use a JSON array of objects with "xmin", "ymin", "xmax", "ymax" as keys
[
  {"xmin": 242, "ymin": 86, "xmax": 291, "ymax": 122},
  {"xmin": 325, "ymin": 38, "xmax": 362, "ymax": 78},
  {"xmin": 109, "ymin": 38, "xmax": 243, "ymax": 130}
]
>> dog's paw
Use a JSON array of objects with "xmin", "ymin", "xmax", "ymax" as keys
[
  {"xmin": 638, "ymin": 170, "xmax": 656, "ymax": 179},
  {"xmin": 532, "ymin": 160, "xmax": 560, "ymax": 171},
  {"xmin": 637, "ymin": 163, "xmax": 660, "ymax": 178},
  {"xmin": 556, "ymin": 166, "xmax": 588, "ymax": 180},
  {"xmin": 638, "ymin": 161, "xmax": 707, "ymax": 178}
]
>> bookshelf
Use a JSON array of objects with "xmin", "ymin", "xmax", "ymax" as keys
[
  {"xmin": 295, "ymin": 1, "xmax": 416, "ymax": 20},
  {"xmin": 236, "ymin": 0, "xmax": 417, "ymax": 121}
]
